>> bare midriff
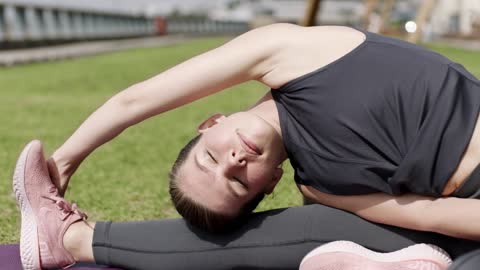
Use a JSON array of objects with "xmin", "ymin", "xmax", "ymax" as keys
[{"xmin": 442, "ymin": 114, "xmax": 480, "ymax": 196}]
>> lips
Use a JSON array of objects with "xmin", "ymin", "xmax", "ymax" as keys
[{"xmin": 237, "ymin": 131, "xmax": 262, "ymax": 155}]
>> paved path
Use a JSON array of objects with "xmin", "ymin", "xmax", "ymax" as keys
[
  {"xmin": 436, "ymin": 38, "xmax": 480, "ymax": 51},
  {"xmin": 0, "ymin": 35, "xmax": 216, "ymax": 67}
]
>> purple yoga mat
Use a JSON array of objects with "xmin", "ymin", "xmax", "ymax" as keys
[{"xmin": 0, "ymin": 244, "xmax": 122, "ymax": 270}]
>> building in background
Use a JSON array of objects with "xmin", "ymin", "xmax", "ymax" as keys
[
  {"xmin": 210, "ymin": 0, "xmax": 480, "ymax": 39},
  {"xmin": 1, "ymin": 0, "xmax": 478, "ymax": 47},
  {"xmin": 430, "ymin": 0, "xmax": 480, "ymax": 37},
  {"xmin": 209, "ymin": 0, "xmax": 418, "ymax": 30},
  {"xmin": 209, "ymin": 0, "xmax": 366, "ymax": 26}
]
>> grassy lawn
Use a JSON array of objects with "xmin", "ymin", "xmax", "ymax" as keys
[{"xmin": 1, "ymin": 37, "xmax": 479, "ymax": 244}]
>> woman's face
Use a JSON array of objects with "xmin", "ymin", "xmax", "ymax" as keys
[{"xmin": 178, "ymin": 112, "xmax": 286, "ymax": 215}]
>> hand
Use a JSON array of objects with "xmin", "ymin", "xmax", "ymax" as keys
[{"xmin": 46, "ymin": 157, "xmax": 71, "ymax": 197}]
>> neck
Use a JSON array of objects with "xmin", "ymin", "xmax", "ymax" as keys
[
  {"xmin": 247, "ymin": 92, "xmax": 288, "ymax": 162},
  {"xmin": 247, "ymin": 92, "xmax": 282, "ymax": 138}
]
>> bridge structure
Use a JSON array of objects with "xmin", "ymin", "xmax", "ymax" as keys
[
  {"xmin": 0, "ymin": 0, "xmax": 248, "ymax": 45},
  {"xmin": 0, "ymin": 0, "xmax": 157, "ymax": 44}
]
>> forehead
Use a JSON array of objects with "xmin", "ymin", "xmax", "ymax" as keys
[{"xmin": 177, "ymin": 142, "xmax": 242, "ymax": 215}]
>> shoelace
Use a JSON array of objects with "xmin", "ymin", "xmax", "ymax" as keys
[{"xmin": 42, "ymin": 186, "xmax": 88, "ymax": 221}]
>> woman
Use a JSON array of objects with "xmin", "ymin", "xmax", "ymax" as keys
[{"xmin": 13, "ymin": 23, "xmax": 480, "ymax": 270}]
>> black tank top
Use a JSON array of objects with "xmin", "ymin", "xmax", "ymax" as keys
[{"xmin": 271, "ymin": 29, "xmax": 480, "ymax": 196}]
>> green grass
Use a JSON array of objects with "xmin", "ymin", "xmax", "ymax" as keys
[
  {"xmin": 1, "ymin": 38, "xmax": 480, "ymax": 244},
  {"xmin": 0, "ymin": 37, "xmax": 301, "ymax": 244}
]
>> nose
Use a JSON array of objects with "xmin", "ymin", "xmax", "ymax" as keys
[{"xmin": 224, "ymin": 149, "xmax": 247, "ymax": 173}]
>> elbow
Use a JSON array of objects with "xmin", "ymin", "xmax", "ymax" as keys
[
  {"xmin": 111, "ymin": 83, "xmax": 142, "ymax": 108},
  {"xmin": 105, "ymin": 84, "xmax": 146, "ymax": 127}
]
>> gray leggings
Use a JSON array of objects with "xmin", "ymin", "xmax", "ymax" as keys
[{"xmin": 92, "ymin": 204, "xmax": 480, "ymax": 270}]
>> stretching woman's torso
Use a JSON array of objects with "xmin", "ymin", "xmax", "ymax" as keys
[{"xmin": 264, "ymin": 26, "xmax": 480, "ymax": 197}]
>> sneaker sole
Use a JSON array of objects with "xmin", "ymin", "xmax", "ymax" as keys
[
  {"xmin": 13, "ymin": 141, "xmax": 40, "ymax": 270},
  {"xmin": 300, "ymin": 241, "xmax": 452, "ymax": 270},
  {"xmin": 300, "ymin": 252, "xmax": 446, "ymax": 270}
]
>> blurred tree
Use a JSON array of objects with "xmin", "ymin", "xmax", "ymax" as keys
[
  {"xmin": 227, "ymin": 0, "xmax": 242, "ymax": 10},
  {"xmin": 362, "ymin": 0, "xmax": 379, "ymax": 29},
  {"xmin": 301, "ymin": 0, "xmax": 322, "ymax": 26},
  {"xmin": 168, "ymin": 8, "xmax": 182, "ymax": 19},
  {"xmin": 166, "ymin": 8, "xmax": 208, "ymax": 21},
  {"xmin": 379, "ymin": 0, "xmax": 395, "ymax": 33},
  {"xmin": 339, "ymin": 8, "xmax": 356, "ymax": 26},
  {"xmin": 407, "ymin": 0, "xmax": 436, "ymax": 44}
]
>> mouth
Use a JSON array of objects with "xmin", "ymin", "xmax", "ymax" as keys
[{"xmin": 237, "ymin": 131, "xmax": 262, "ymax": 155}]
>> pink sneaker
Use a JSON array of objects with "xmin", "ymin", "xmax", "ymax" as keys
[
  {"xmin": 300, "ymin": 241, "xmax": 452, "ymax": 270},
  {"xmin": 13, "ymin": 140, "xmax": 88, "ymax": 270}
]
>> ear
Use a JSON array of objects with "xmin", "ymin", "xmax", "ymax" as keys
[
  {"xmin": 264, "ymin": 167, "xmax": 283, "ymax": 194},
  {"xmin": 197, "ymin": 113, "xmax": 226, "ymax": 133}
]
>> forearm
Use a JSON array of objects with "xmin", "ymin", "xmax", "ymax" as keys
[
  {"xmin": 50, "ymin": 24, "xmax": 292, "ymax": 180},
  {"xmin": 299, "ymin": 185, "xmax": 480, "ymax": 241},
  {"xmin": 350, "ymin": 194, "xmax": 480, "ymax": 241},
  {"xmin": 51, "ymin": 94, "xmax": 134, "ymax": 176},
  {"xmin": 346, "ymin": 194, "xmax": 480, "ymax": 241},
  {"xmin": 426, "ymin": 197, "xmax": 480, "ymax": 241}
]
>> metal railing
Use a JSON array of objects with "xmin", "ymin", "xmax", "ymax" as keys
[
  {"xmin": 0, "ymin": 3, "xmax": 155, "ymax": 44},
  {"xmin": 0, "ymin": 2, "xmax": 249, "ymax": 46},
  {"xmin": 167, "ymin": 19, "xmax": 249, "ymax": 34}
]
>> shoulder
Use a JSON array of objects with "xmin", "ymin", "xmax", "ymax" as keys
[
  {"xmin": 240, "ymin": 23, "xmax": 302, "ymax": 40},
  {"xmin": 232, "ymin": 24, "xmax": 359, "ymax": 51},
  {"xmin": 216, "ymin": 23, "xmax": 303, "ymax": 80},
  {"xmin": 249, "ymin": 25, "xmax": 362, "ymax": 88},
  {"xmin": 218, "ymin": 24, "xmax": 358, "ymax": 82},
  {"xmin": 223, "ymin": 23, "xmax": 302, "ymax": 57}
]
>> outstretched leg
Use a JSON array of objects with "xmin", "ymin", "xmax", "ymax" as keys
[
  {"xmin": 448, "ymin": 249, "xmax": 480, "ymax": 270},
  {"xmin": 89, "ymin": 204, "xmax": 480, "ymax": 270},
  {"xmin": 14, "ymin": 140, "xmax": 480, "ymax": 270},
  {"xmin": 62, "ymin": 220, "xmax": 96, "ymax": 263}
]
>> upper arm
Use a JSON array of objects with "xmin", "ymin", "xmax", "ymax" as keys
[
  {"xmin": 115, "ymin": 23, "xmax": 297, "ymax": 125},
  {"xmin": 299, "ymin": 184, "xmax": 434, "ymax": 231}
]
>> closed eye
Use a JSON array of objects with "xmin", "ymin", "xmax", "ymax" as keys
[
  {"xmin": 233, "ymin": 176, "xmax": 248, "ymax": 189},
  {"xmin": 207, "ymin": 150, "xmax": 217, "ymax": 163}
]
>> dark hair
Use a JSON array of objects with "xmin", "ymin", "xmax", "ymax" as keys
[{"xmin": 169, "ymin": 134, "xmax": 265, "ymax": 232}]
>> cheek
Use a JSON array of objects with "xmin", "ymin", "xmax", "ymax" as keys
[
  {"xmin": 206, "ymin": 129, "xmax": 233, "ymax": 150},
  {"xmin": 246, "ymin": 165, "xmax": 272, "ymax": 187}
]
